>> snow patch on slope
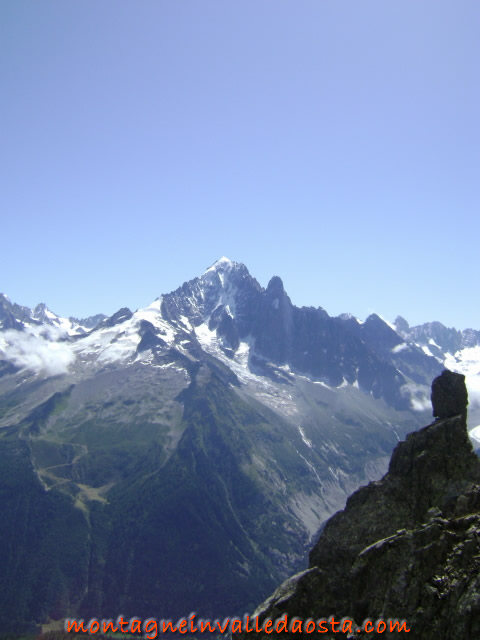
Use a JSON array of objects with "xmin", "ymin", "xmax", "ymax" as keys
[
  {"xmin": 73, "ymin": 318, "xmax": 140, "ymax": 363},
  {"xmin": 298, "ymin": 426, "xmax": 313, "ymax": 449},
  {"xmin": 133, "ymin": 298, "xmax": 176, "ymax": 344},
  {"xmin": 204, "ymin": 256, "xmax": 234, "ymax": 274},
  {"xmin": 422, "ymin": 345, "xmax": 434, "ymax": 357},
  {"xmin": 194, "ymin": 322, "xmax": 299, "ymax": 416}
]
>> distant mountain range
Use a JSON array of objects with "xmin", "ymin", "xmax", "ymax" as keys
[{"xmin": 0, "ymin": 258, "xmax": 479, "ymax": 631}]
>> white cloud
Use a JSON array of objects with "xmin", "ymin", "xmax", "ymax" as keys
[
  {"xmin": 465, "ymin": 375, "xmax": 480, "ymax": 410},
  {"xmin": 400, "ymin": 382, "xmax": 431, "ymax": 412},
  {"xmin": 0, "ymin": 325, "xmax": 76, "ymax": 376}
]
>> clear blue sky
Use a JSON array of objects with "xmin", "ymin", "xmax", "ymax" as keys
[{"xmin": 1, "ymin": 1, "xmax": 479, "ymax": 328}]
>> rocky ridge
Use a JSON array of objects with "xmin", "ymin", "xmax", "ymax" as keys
[
  {"xmin": 395, "ymin": 316, "xmax": 480, "ymax": 356},
  {"xmin": 239, "ymin": 370, "xmax": 480, "ymax": 639}
]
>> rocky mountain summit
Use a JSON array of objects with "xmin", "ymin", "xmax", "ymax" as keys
[
  {"xmin": 395, "ymin": 316, "xmax": 480, "ymax": 358},
  {"xmin": 239, "ymin": 370, "xmax": 480, "ymax": 639}
]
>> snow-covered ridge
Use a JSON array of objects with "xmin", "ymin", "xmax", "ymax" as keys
[{"xmin": 0, "ymin": 297, "xmax": 174, "ymax": 376}]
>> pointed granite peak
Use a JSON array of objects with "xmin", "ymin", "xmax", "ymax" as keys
[
  {"xmin": 33, "ymin": 302, "xmax": 49, "ymax": 313},
  {"xmin": 32, "ymin": 302, "xmax": 57, "ymax": 322},
  {"xmin": 394, "ymin": 315, "xmax": 410, "ymax": 333},
  {"xmin": 266, "ymin": 275, "xmax": 284, "ymax": 296}
]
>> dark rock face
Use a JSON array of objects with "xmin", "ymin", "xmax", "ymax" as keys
[
  {"xmin": 161, "ymin": 260, "xmax": 442, "ymax": 410},
  {"xmin": 0, "ymin": 293, "xmax": 35, "ymax": 330},
  {"xmin": 394, "ymin": 315, "xmax": 410, "ymax": 334},
  {"xmin": 237, "ymin": 372, "xmax": 480, "ymax": 639},
  {"xmin": 69, "ymin": 313, "xmax": 107, "ymax": 329},
  {"xmin": 136, "ymin": 320, "xmax": 167, "ymax": 352},
  {"xmin": 98, "ymin": 307, "xmax": 133, "ymax": 328},
  {"xmin": 431, "ymin": 369, "xmax": 468, "ymax": 419}
]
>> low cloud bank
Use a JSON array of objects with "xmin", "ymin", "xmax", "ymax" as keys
[
  {"xmin": 0, "ymin": 325, "xmax": 76, "ymax": 376},
  {"xmin": 465, "ymin": 375, "xmax": 480, "ymax": 409},
  {"xmin": 401, "ymin": 382, "xmax": 431, "ymax": 412}
]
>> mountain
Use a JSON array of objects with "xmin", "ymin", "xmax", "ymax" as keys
[
  {"xmin": 395, "ymin": 315, "xmax": 480, "ymax": 357},
  {"xmin": 0, "ymin": 293, "xmax": 106, "ymax": 335},
  {"xmin": 238, "ymin": 370, "xmax": 480, "ymax": 639},
  {"xmin": 394, "ymin": 314, "xmax": 480, "ymax": 438},
  {"xmin": 0, "ymin": 259, "xmax": 478, "ymax": 631}
]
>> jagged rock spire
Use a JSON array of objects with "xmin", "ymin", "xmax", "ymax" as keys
[{"xmin": 431, "ymin": 368, "xmax": 468, "ymax": 419}]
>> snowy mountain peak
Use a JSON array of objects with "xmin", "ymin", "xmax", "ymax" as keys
[
  {"xmin": 32, "ymin": 302, "xmax": 57, "ymax": 323},
  {"xmin": 203, "ymin": 256, "xmax": 236, "ymax": 274},
  {"xmin": 200, "ymin": 257, "xmax": 251, "ymax": 292},
  {"xmin": 34, "ymin": 302, "xmax": 48, "ymax": 312}
]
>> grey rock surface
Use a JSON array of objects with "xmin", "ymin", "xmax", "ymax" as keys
[{"xmin": 236, "ymin": 371, "xmax": 480, "ymax": 639}]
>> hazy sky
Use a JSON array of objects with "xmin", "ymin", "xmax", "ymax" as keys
[{"xmin": 1, "ymin": 1, "xmax": 478, "ymax": 328}]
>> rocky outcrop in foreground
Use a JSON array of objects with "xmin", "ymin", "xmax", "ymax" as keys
[{"xmin": 237, "ymin": 371, "xmax": 480, "ymax": 639}]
